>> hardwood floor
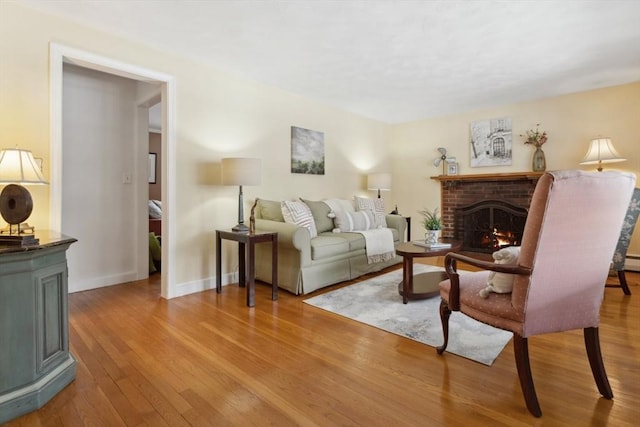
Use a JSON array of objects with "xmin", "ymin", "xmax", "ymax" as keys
[{"xmin": 7, "ymin": 261, "xmax": 639, "ymax": 426}]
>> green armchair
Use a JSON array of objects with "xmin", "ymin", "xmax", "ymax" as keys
[{"xmin": 149, "ymin": 232, "xmax": 161, "ymax": 274}]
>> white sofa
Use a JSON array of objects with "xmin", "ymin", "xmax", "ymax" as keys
[{"xmin": 253, "ymin": 198, "xmax": 406, "ymax": 295}]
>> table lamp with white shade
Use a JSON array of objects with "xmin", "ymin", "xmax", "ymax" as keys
[
  {"xmin": 221, "ymin": 157, "xmax": 261, "ymax": 232},
  {"xmin": 579, "ymin": 138, "xmax": 626, "ymax": 172},
  {"xmin": 367, "ymin": 173, "xmax": 391, "ymax": 199},
  {"xmin": 0, "ymin": 148, "xmax": 48, "ymax": 245}
]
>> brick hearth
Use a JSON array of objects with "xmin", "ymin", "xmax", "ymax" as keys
[{"xmin": 431, "ymin": 172, "xmax": 544, "ymax": 240}]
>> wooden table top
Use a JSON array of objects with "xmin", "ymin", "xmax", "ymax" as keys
[
  {"xmin": 0, "ymin": 230, "xmax": 77, "ymax": 255},
  {"xmin": 395, "ymin": 239, "xmax": 462, "ymax": 257}
]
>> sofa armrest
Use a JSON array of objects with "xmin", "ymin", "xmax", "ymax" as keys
[
  {"xmin": 385, "ymin": 215, "xmax": 407, "ymax": 241},
  {"xmin": 254, "ymin": 218, "xmax": 312, "ymax": 265}
]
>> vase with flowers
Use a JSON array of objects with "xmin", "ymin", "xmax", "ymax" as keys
[{"xmin": 521, "ymin": 124, "xmax": 548, "ymax": 172}]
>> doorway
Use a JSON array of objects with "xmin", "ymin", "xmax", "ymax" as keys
[
  {"xmin": 147, "ymin": 101, "xmax": 163, "ymax": 277},
  {"xmin": 49, "ymin": 43, "xmax": 176, "ymax": 299}
]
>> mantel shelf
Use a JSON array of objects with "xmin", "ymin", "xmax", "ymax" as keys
[{"xmin": 430, "ymin": 171, "xmax": 544, "ymax": 183}]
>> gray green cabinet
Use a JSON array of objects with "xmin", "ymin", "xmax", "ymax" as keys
[{"xmin": 0, "ymin": 232, "xmax": 76, "ymax": 424}]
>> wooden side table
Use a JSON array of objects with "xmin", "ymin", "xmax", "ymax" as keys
[
  {"xmin": 216, "ymin": 230, "xmax": 278, "ymax": 307},
  {"xmin": 395, "ymin": 239, "xmax": 462, "ymax": 304}
]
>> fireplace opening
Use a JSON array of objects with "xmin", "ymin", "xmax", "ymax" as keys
[{"xmin": 459, "ymin": 200, "xmax": 528, "ymax": 253}]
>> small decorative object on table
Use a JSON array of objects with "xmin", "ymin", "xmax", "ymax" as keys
[
  {"xmin": 521, "ymin": 124, "xmax": 548, "ymax": 172},
  {"xmin": 419, "ymin": 207, "xmax": 442, "ymax": 244},
  {"xmin": 249, "ymin": 198, "xmax": 259, "ymax": 234},
  {"xmin": 413, "ymin": 240, "xmax": 451, "ymax": 249}
]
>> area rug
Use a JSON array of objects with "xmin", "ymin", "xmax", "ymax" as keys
[{"xmin": 303, "ymin": 264, "xmax": 512, "ymax": 365}]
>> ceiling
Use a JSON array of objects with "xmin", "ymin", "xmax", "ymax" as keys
[{"xmin": 20, "ymin": 0, "xmax": 640, "ymax": 124}]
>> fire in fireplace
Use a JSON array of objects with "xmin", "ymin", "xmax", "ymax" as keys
[{"xmin": 460, "ymin": 200, "xmax": 528, "ymax": 253}]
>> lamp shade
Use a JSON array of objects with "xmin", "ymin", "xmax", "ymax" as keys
[
  {"xmin": 367, "ymin": 173, "xmax": 392, "ymax": 191},
  {"xmin": 221, "ymin": 158, "xmax": 261, "ymax": 186},
  {"xmin": 0, "ymin": 148, "xmax": 48, "ymax": 184},
  {"xmin": 580, "ymin": 138, "xmax": 626, "ymax": 167}
]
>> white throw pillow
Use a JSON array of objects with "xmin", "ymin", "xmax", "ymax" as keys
[
  {"xmin": 479, "ymin": 246, "xmax": 521, "ymax": 298},
  {"xmin": 354, "ymin": 196, "xmax": 386, "ymax": 228},
  {"xmin": 323, "ymin": 198, "xmax": 355, "ymax": 213},
  {"xmin": 333, "ymin": 210, "xmax": 376, "ymax": 232},
  {"xmin": 281, "ymin": 200, "xmax": 318, "ymax": 238}
]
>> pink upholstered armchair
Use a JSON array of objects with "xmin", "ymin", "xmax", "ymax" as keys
[{"xmin": 437, "ymin": 170, "xmax": 636, "ymax": 417}]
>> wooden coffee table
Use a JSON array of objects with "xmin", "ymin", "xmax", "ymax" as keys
[{"xmin": 395, "ymin": 239, "xmax": 462, "ymax": 304}]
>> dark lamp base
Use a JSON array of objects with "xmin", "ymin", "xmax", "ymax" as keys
[
  {"xmin": 0, "ymin": 233, "xmax": 39, "ymax": 246},
  {"xmin": 1, "ymin": 222, "xmax": 35, "ymax": 235},
  {"xmin": 232, "ymin": 223, "xmax": 249, "ymax": 233}
]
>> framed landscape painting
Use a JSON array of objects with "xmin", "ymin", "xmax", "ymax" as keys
[
  {"xmin": 469, "ymin": 117, "xmax": 512, "ymax": 167},
  {"xmin": 291, "ymin": 126, "xmax": 325, "ymax": 175}
]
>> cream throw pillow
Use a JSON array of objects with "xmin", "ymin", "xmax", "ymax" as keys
[{"xmin": 324, "ymin": 198, "xmax": 355, "ymax": 213}]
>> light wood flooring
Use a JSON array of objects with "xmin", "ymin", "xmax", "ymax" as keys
[{"xmin": 7, "ymin": 259, "xmax": 639, "ymax": 426}]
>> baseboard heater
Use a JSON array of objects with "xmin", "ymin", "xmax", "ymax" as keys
[{"xmin": 625, "ymin": 253, "xmax": 640, "ymax": 272}]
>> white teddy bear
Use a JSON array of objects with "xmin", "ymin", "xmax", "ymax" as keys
[{"xmin": 478, "ymin": 246, "xmax": 521, "ymax": 299}]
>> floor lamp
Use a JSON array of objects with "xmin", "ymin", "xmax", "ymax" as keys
[{"xmin": 221, "ymin": 158, "xmax": 261, "ymax": 232}]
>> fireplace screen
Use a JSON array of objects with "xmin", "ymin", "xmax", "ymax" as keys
[{"xmin": 460, "ymin": 200, "xmax": 528, "ymax": 253}]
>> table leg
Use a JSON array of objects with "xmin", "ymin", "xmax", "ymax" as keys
[
  {"xmin": 402, "ymin": 256, "xmax": 413, "ymax": 304},
  {"xmin": 247, "ymin": 242, "xmax": 255, "ymax": 307},
  {"xmin": 216, "ymin": 231, "xmax": 222, "ymax": 293},
  {"xmin": 238, "ymin": 242, "xmax": 246, "ymax": 288},
  {"xmin": 271, "ymin": 234, "xmax": 278, "ymax": 301}
]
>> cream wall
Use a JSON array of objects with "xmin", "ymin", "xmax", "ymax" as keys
[
  {"xmin": 0, "ymin": 3, "xmax": 391, "ymax": 295},
  {"xmin": 391, "ymin": 82, "xmax": 640, "ymax": 255}
]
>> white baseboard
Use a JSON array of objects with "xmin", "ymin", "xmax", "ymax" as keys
[
  {"xmin": 174, "ymin": 272, "xmax": 235, "ymax": 298},
  {"xmin": 625, "ymin": 253, "xmax": 640, "ymax": 272},
  {"xmin": 69, "ymin": 271, "xmax": 138, "ymax": 293}
]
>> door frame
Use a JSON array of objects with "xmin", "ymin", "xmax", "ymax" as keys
[{"xmin": 49, "ymin": 43, "xmax": 177, "ymax": 299}]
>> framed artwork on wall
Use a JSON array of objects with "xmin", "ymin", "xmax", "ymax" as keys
[
  {"xmin": 148, "ymin": 153, "xmax": 157, "ymax": 184},
  {"xmin": 447, "ymin": 163, "xmax": 459, "ymax": 175},
  {"xmin": 469, "ymin": 117, "xmax": 512, "ymax": 167},
  {"xmin": 291, "ymin": 126, "xmax": 325, "ymax": 175}
]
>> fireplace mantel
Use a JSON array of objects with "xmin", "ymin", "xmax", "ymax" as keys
[{"xmin": 431, "ymin": 171, "xmax": 544, "ymax": 183}]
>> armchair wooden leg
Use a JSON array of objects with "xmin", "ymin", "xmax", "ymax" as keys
[
  {"xmin": 607, "ymin": 270, "xmax": 632, "ymax": 295},
  {"xmin": 617, "ymin": 270, "xmax": 632, "ymax": 295},
  {"xmin": 436, "ymin": 299, "xmax": 451, "ymax": 355},
  {"xmin": 584, "ymin": 327, "xmax": 613, "ymax": 399},
  {"xmin": 513, "ymin": 334, "xmax": 542, "ymax": 417}
]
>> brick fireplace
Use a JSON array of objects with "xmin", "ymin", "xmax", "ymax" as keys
[{"xmin": 431, "ymin": 172, "xmax": 543, "ymax": 252}]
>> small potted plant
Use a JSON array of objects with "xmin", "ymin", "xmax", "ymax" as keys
[{"xmin": 419, "ymin": 207, "xmax": 442, "ymax": 244}]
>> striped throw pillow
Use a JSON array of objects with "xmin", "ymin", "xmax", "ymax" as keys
[
  {"xmin": 333, "ymin": 210, "xmax": 376, "ymax": 232},
  {"xmin": 354, "ymin": 196, "xmax": 387, "ymax": 228},
  {"xmin": 281, "ymin": 200, "xmax": 318, "ymax": 238}
]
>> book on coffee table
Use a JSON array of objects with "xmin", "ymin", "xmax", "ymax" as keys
[{"xmin": 412, "ymin": 241, "xmax": 452, "ymax": 249}]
